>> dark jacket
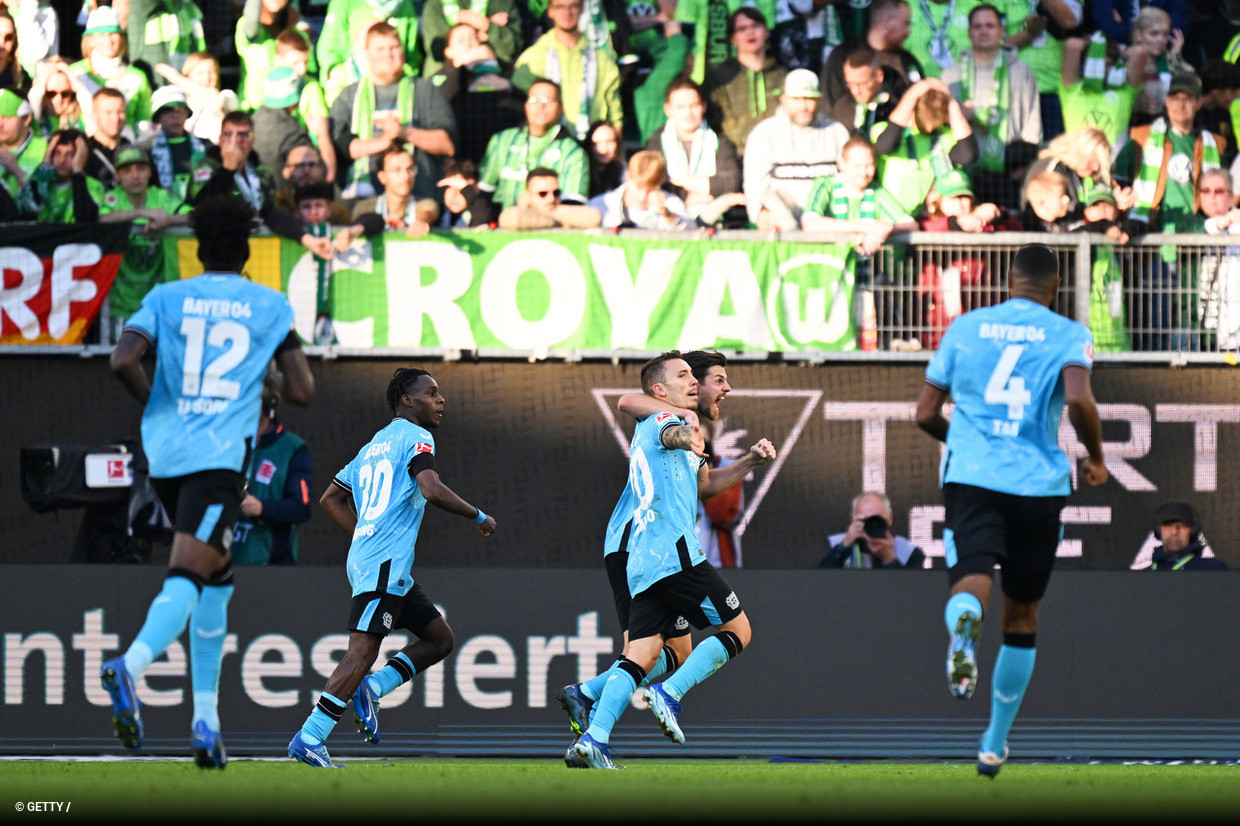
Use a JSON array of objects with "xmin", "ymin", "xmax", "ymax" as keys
[{"xmin": 1147, "ymin": 539, "xmax": 1229, "ymax": 571}]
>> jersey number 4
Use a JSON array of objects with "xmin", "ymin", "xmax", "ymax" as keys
[{"xmin": 984, "ymin": 344, "xmax": 1031, "ymax": 425}]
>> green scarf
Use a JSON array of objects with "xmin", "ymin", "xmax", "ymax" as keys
[
  {"xmin": 309, "ymin": 221, "xmax": 332, "ymax": 317},
  {"xmin": 1130, "ymin": 117, "xmax": 1221, "ymax": 225},
  {"xmin": 348, "ymin": 75, "xmax": 416, "ymax": 193},
  {"xmin": 582, "ymin": 0, "xmax": 617, "ymax": 60},
  {"xmin": 830, "ymin": 176, "xmax": 876, "ymax": 221},
  {"xmin": 961, "ymin": 48, "xmax": 1009, "ymax": 172},
  {"xmin": 1089, "ymin": 244, "xmax": 1130, "ymax": 352}
]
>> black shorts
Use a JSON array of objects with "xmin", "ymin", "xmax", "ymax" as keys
[
  {"xmin": 151, "ymin": 469, "xmax": 246, "ymax": 555},
  {"xmin": 605, "ymin": 551, "xmax": 689, "ymax": 640},
  {"xmin": 348, "ymin": 583, "xmax": 443, "ymax": 637},
  {"xmin": 628, "ymin": 561, "xmax": 742, "ymax": 642},
  {"xmin": 943, "ymin": 482, "xmax": 1067, "ymax": 604}
]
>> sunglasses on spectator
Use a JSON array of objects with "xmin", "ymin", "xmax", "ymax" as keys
[
  {"xmin": 48, "ymin": 90, "xmax": 76, "ymax": 99},
  {"xmin": 1200, "ymin": 188, "xmax": 1231, "ymax": 196},
  {"xmin": 535, "ymin": 189, "xmax": 562, "ymax": 198},
  {"xmin": 222, "ymin": 130, "xmax": 253, "ymax": 139}
]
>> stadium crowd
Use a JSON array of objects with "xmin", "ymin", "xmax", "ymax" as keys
[{"xmin": 3, "ymin": 0, "xmax": 1240, "ymax": 351}]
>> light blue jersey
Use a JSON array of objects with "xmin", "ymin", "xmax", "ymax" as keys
[
  {"xmin": 925, "ymin": 297, "xmax": 1095, "ymax": 497},
  {"xmin": 625, "ymin": 411, "xmax": 706, "ymax": 596},
  {"xmin": 125, "ymin": 274, "xmax": 296, "ymax": 479},
  {"xmin": 603, "ymin": 484, "xmax": 637, "ymax": 558},
  {"xmin": 334, "ymin": 418, "xmax": 435, "ymax": 597}
]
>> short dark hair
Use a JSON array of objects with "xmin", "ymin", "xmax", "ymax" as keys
[
  {"xmin": 664, "ymin": 76, "xmax": 704, "ymax": 103},
  {"xmin": 845, "ymin": 44, "xmax": 879, "ymax": 71},
  {"xmin": 443, "ymin": 157, "xmax": 479, "ymax": 180},
  {"xmin": 190, "ymin": 194, "xmax": 256, "ymax": 272},
  {"xmin": 728, "ymin": 6, "xmax": 767, "ymax": 37},
  {"xmin": 1010, "ymin": 244, "xmax": 1059, "ymax": 290},
  {"xmin": 387, "ymin": 367, "xmax": 431, "ymax": 413},
  {"xmin": 641, "ymin": 350, "xmax": 684, "ymax": 395},
  {"xmin": 968, "ymin": 3, "xmax": 1002, "ymax": 25},
  {"xmin": 526, "ymin": 166, "xmax": 558, "ymax": 185},
  {"xmin": 1200, "ymin": 59, "xmax": 1240, "ymax": 94},
  {"xmin": 527, "ymin": 78, "xmax": 561, "ymax": 99},
  {"xmin": 683, "ymin": 350, "xmax": 727, "ymax": 384},
  {"xmin": 294, "ymin": 182, "xmax": 335, "ymax": 205},
  {"xmin": 222, "ymin": 110, "xmax": 253, "ymax": 129}
]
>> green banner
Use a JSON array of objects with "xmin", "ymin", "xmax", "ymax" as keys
[{"xmin": 187, "ymin": 231, "xmax": 858, "ymax": 352}]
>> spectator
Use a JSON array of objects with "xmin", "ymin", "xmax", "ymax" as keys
[
  {"xmin": 437, "ymin": 157, "xmax": 498, "ymax": 228},
  {"xmin": 153, "ymin": 51, "xmax": 240, "ymax": 144},
  {"xmin": 498, "ymin": 165, "xmax": 603, "ymax": 229},
  {"xmin": 0, "ymin": 6, "xmax": 30, "ymax": 96},
  {"xmin": 630, "ymin": 16, "xmax": 692, "ymax": 144},
  {"xmin": 329, "ymin": 21, "xmax": 457, "ymax": 205},
  {"xmin": 231, "ymin": 386, "xmax": 314, "ymax": 566},
  {"xmin": 702, "ymin": 7, "xmax": 787, "ymax": 157},
  {"xmin": 421, "ymin": 0, "xmax": 524, "ymax": 77},
  {"xmin": 1078, "ymin": 182, "xmax": 1135, "ymax": 353},
  {"xmin": 1059, "ymin": 34, "xmax": 1149, "ymax": 152},
  {"xmin": 940, "ymin": 3, "xmax": 1041, "ymax": 210},
  {"xmin": 252, "ymin": 66, "xmax": 314, "ymax": 188},
  {"xmin": 187, "ymin": 110, "xmax": 323, "ymax": 247},
  {"xmin": 5, "ymin": 0, "xmax": 58, "ymax": 80},
  {"xmin": 139, "ymin": 84, "xmax": 205, "ymax": 203},
  {"xmin": 743, "ymin": 67, "xmax": 851, "ymax": 230},
  {"xmin": 872, "ymin": 76, "xmax": 977, "ymax": 218},
  {"xmin": 645, "ymin": 76, "xmax": 746, "ymax": 226},
  {"xmin": 1128, "ymin": 5, "xmax": 1190, "ymax": 129},
  {"xmin": 274, "ymin": 144, "xmax": 352, "ymax": 223},
  {"xmin": 771, "ymin": 0, "xmax": 838, "ymax": 74},
  {"xmin": 675, "ymin": 0, "xmax": 771, "ymax": 84},
  {"xmin": 1196, "ymin": 59, "xmax": 1240, "ymax": 169},
  {"xmin": 512, "ymin": 0, "xmax": 623, "ymax": 140},
  {"xmin": 826, "ymin": 44, "xmax": 908, "ymax": 138},
  {"xmin": 801, "ymin": 135, "xmax": 918, "ymax": 254},
  {"xmin": 1175, "ymin": 169, "xmax": 1240, "ymax": 352},
  {"xmin": 1004, "ymin": 0, "xmax": 1088, "ymax": 142},
  {"xmin": 69, "ymin": 5, "xmax": 153, "ymax": 139},
  {"xmin": 84, "ymin": 87, "xmax": 131, "ymax": 190},
  {"xmin": 919, "ymin": 167, "xmax": 1020, "ymax": 233},
  {"xmin": 1019, "ymin": 167, "xmax": 1079, "ymax": 231},
  {"xmin": 1023, "ymin": 125, "xmax": 1119, "ymax": 213},
  {"xmin": 1143, "ymin": 501, "xmax": 1228, "ymax": 571},
  {"xmin": 295, "ymin": 180, "xmax": 378, "ymax": 346},
  {"xmin": 98, "ymin": 146, "xmax": 189, "ymax": 337},
  {"xmin": 430, "ymin": 22, "xmax": 524, "ymax": 165},
  {"xmin": 589, "ymin": 149, "xmax": 693, "ymax": 229},
  {"xmin": 1113, "ymin": 68, "xmax": 1226, "ymax": 350},
  {"xmin": 235, "ymin": 0, "xmax": 307, "ymax": 112},
  {"xmin": 116, "ymin": 0, "xmax": 205, "ymax": 89},
  {"xmin": 904, "ymin": 0, "xmax": 980, "ymax": 78},
  {"xmin": 586, "ymin": 118, "xmax": 625, "ymax": 197},
  {"xmin": 478, "ymin": 78, "xmax": 590, "ymax": 208},
  {"xmin": 270, "ymin": 30, "xmax": 337, "ymax": 184},
  {"xmin": 29, "ymin": 57, "xmax": 84, "ymax": 136},
  {"xmin": 820, "ymin": 0, "xmax": 923, "ymax": 111},
  {"xmin": 16, "ymin": 127, "xmax": 104, "ymax": 222},
  {"xmin": 0, "ymin": 87, "xmax": 46, "ymax": 193},
  {"xmin": 316, "ymin": 0, "xmax": 423, "ymax": 101},
  {"xmin": 351, "ymin": 143, "xmax": 439, "ymax": 237},
  {"xmin": 818, "ymin": 490, "xmax": 926, "ymax": 569}
]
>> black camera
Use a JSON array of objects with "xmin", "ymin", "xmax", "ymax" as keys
[{"xmin": 862, "ymin": 514, "xmax": 889, "ymax": 539}]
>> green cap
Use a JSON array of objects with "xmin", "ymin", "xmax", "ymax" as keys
[
  {"xmin": 935, "ymin": 169, "xmax": 973, "ymax": 199},
  {"xmin": 1082, "ymin": 183, "xmax": 1116, "ymax": 207},
  {"xmin": 263, "ymin": 66, "xmax": 303, "ymax": 109},
  {"xmin": 114, "ymin": 146, "xmax": 152, "ymax": 170},
  {"xmin": 0, "ymin": 89, "xmax": 24, "ymax": 117}
]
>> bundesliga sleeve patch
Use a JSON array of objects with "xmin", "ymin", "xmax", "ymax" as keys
[
  {"xmin": 655, "ymin": 412, "xmax": 676, "ymax": 425},
  {"xmin": 415, "ymin": 442, "xmax": 434, "ymax": 455},
  {"xmin": 1083, "ymin": 340, "xmax": 1095, "ymax": 364}
]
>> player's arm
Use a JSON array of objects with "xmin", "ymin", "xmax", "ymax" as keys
[
  {"xmin": 699, "ymin": 439, "xmax": 777, "ymax": 498},
  {"xmin": 915, "ymin": 382, "xmax": 951, "ymax": 443},
  {"xmin": 414, "ymin": 467, "xmax": 497, "ymax": 536},
  {"xmin": 1063, "ymin": 364, "xmax": 1109, "ymax": 486},
  {"xmin": 274, "ymin": 332, "xmax": 315, "ymax": 406},
  {"xmin": 110, "ymin": 329, "xmax": 152, "ymax": 404},
  {"xmin": 617, "ymin": 392, "xmax": 698, "ymax": 429},
  {"xmin": 320, "ymin": 479, "xmax": 357, "ymax": 533},
  {"xmin": 659, "ymin": 420, "xmax": 706, "ymax": 457}
]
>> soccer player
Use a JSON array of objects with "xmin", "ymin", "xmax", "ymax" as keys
[
  {"xmin": 556, "ymin": 350, "xmax": 774, "ymax": 749},
  {"xmin": 915, "ymin": 243, "xmax": 1108, "ymax": 778},
  {"xmin": 288, "ymin": 368, "xmax": 498, "ymax": 768},
  {"xmin": 570, "ymin": 352, "xmax": 774, "ymax": 770},
  {"xmin": 103, "ymin": 193, "xmax": 316, "ymax": 769}
]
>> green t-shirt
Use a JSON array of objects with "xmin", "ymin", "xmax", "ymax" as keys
[
  {"xmin": 100, "ymin": 186, "xmax": 182, "ymax": 318},
  {"xmin": 804, "ymin": 175, "xmax": 912, "ymax": 223},
  {"xmin": 478, "ymin": 124, "xmax": 590, "ymax": 208},
  {"xmin": 1059, "ymin": 78, "xmax": 1138, "ymax": 149},
  {"xmin": 1156, "ymin": 130, "xmax": 1198, "ymax": 230}
]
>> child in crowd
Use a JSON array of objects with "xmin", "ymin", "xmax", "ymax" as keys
[
  {"xmin": 1020, "ymin": 169, "xmax": 1081, "ymax": 231},
  {"xmin": 802, "ymin": 136, "xmax": 917, "ymax": 254},
  {"xmin": 271, "ymin": 29, "xmax": 335, "ymax": 183},
  {"xmin": 1077, "ymin": 183, "xmax": 1135, "ymax": 351}
]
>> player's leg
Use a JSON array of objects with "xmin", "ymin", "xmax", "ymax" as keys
[
  {"xmin": 941, "ymin": 483, "xmax": 1004, "ymax": 700},
  {"xmin": 976, "ymin": 493, "xmax": 1062, "ymax": 778},
  {"xmin": 189, "ymin": 564, "xmax": 235, "ymax": 769},
  {"xmin": 354, "ymin": 587, "xmax": 452, "ymax": 743},
  {"xmin": 645, "ymin": 563, "xmax": 747, "ymax": 743},
  {"xmin": 562, "ymin": 552, "xmax": 631, "ymax": 732},
  {"xmin": 289, "ymin": 593, "xmax": 387, "ymax": 767}
]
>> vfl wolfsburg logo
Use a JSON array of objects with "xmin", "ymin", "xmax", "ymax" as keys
[{"xmin": 763, "ymin": 249, "xmax": 855, "ymax": 351}]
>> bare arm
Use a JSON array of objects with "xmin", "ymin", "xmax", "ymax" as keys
[
  {"xmin": 275, "ymin": 343, "xmax": 315, "ymax": 406},
  {"xmin": 617, "ymin": 392, "xmax": 697, "ymax": 426},
  {"xmin": 416, "ymin": 468, "xmax": 497, "ymax": 535},
  {"xmin": 402, "ymin": 126, "xmax": 455, "ymax": 158},
  {"xmin": 1063, "ymin": 364, "xmax": 1109, "ymax": 486},
  {"xmin": 110, "ymin": 330, "xmax": 152, "ymax": 404},
  {"xmin": 915, "ymin": 382, "xmax": 950, "ymax": 443},
  {"xmin": 699, "ymin": 439, "xmax": 776, "ymax": 498},
  {"xmin": 320, "ymin": 480, "xmax": 358, "ymax": 533}
]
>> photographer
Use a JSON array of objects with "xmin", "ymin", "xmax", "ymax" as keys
[{"xmin": 819, "ymin": 491, "xmax": 926, "ymax": 569}]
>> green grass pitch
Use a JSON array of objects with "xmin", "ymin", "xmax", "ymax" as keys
[{"xmin": 2, "ymin": 759, "xmax": 1239, "ymax": 822}]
